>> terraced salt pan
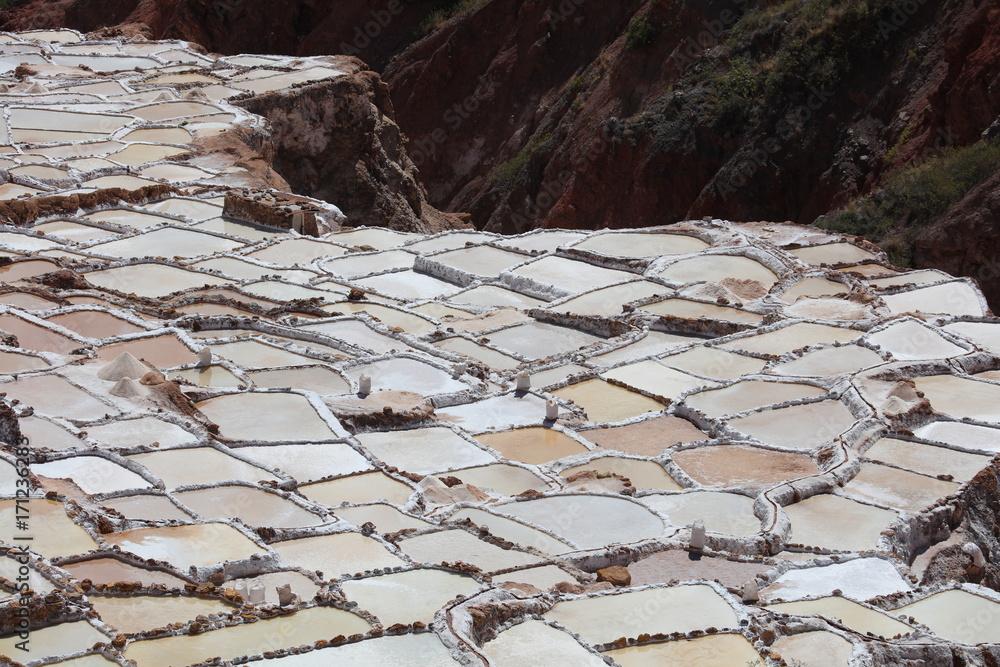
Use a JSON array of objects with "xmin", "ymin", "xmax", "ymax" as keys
[
  {"xmin": 548, "ymin": 280, "xmax": 670, "ymax": 316},
  {"xmin": 721, "ymin": 322, "xmax": 861, "ymax": 355},
  {"xmin": 438, "ymin": 392, "xmax": 552, "ymax": 431},
  {"xmin": 341, "ymin": 568, "xmax": 481, "ymax": 626},
  {"xmin": 672, "ymin": 444, "xmax": 817, "ymax": 489},
  {"xmin": 0, "ymin": 313, "xmax": 81, "ymax": 354},
  {"xmin": 844, "ymin": 463, "xmax": 958, "ymax": 512},
  {"xmin": 685, "ymin": 380, "xmax": 825, "ymax": 419},
  {"xmin": 172, "ymin": 364, "xmax": 243, "ymax": 387},
  {"xmin": 912, "ymin": 421, "xmax": 1000, "ymax": 454},
  {"xmin": 123, "ymin": 606, "xmax": 371, "ymax": 666},
  {"xmin": 772, "ymin": 345, "xmax": 884, "ymax": 376},
  {"xmin": 96, "ymin": 334, "xmax": 197, "ymax": 367},
  {"xmin": 302, "ymin": 319, "xmax": 417, "ymax": 355},
  {"xmin": 61, "ymin": 557, "xmax": 187, "ymax": 588},
  {"xmin": 0, "ymin": 499, "xmax": 97, "ymax": 557},
  {"xmin": 300, "ymin": 472, "xmax": 414, "ymax": 506},
  {"xmin": 208, "ymin": 339, "xmax": 323, "ymax": 369},
  {"xmin": 511, "ymin": 255, "xmax": 636, "ymax": 293},
  {"xmin": 3, "ymin": 374, "xmax": 114, "ymax": 419},
  {"xmin": 641, "ymin": 491, "xmax": 761, "ymax": 536},
  {"xmin": 48, "ymin": 310, "xmax": 146, "ymax": 338},
  {"xmin": 496, "ymin": 230, "xmax": 587, "ymax": 253},
  {"xmin": 34, "ymin": 455, "xmax": 151, "ymax": 494},
  {"xmin": 105, "ymin": 523, "xmax": 266, "ymax": 569},
  {"xmin": 866, "ymin": 319, "xmax": 968, "ymax": 360},
  {"xmin": 790, "ymin": 242, "xmax": 877, "ymax": 265},
  {"xmin": 862, "ymin": 437, "xmax": 990, "ymax": 481},
  {"xmin": 101, "ymin": 493, "xmax": 193, "ymax": 521},
  {"xmin": 448, "ymin": 284, "xmax": 548, "ymax": 309},
  {"xmin": 604, "ymin": 359, "xmax": 718, "ymax": 400},
  {"xmin": 496, "ymin": 494, "xmax": 664, "ymax": 549},
  {"xmin": 882, "ymin": 281, "xmax": 986, "ymax": 317},
  {"xmin": 943, "ymin": 321, "xmax": 1000, "ymax": 354},
  {"xmin": 658, "ymin": 253, "xmax": 778, "ymax": 289},
  {"xmin": 82, "ymin": 209, "xmax": 178, "ymax": 229},
  {"xmin": 0, "ymin": 348, "xmax": 49, "ymax": 372},
  {"xmin": 486, "ymin": 321, "xmax": 605, "ymax": 359},
  {"xmin": 472, "ymin": 427, "xmax": 586, "ymax": 465},
  {"xmin": 90, "ymin": 594, "xmax": 235, "ymax": 634},
  {"xmin": 127, "ymin": 447, "xmax": 279, "ymax": 487},
  {"xmin": 728, "ymin": 400, "xmax": 857, "ymax": 450},
  {"xmin": 335, "ymin": 503, "xmax": 430, "ymax": 533},
  {"xmin": 913, "ymin": 374, "xmax": 1000, "ymax": 423},
  {"xmin": 0, "ymin": 621, "xmax": 108, "ymax": 664},
  {"xmin": 561, "ymin": 457, "xmax": 682, "ymax": 491},
  {"xmin": 771, "ymin": 631, "xmax": 855, "ymax": 667},
  {"xmin": 357, "ymin": 428, "xmax": 495, "ymax": 474},
  {"xmin": 768, "ymin": 596, "xmax": 912, "ymax": 638},
  {"xmin": 175, "ymin": 485, "xmax": 323, "ymax": 528},
  {"xmin": 554, "ymin": 379, "xmax": 665, "ymax": 423},
  {"xmin": 603, "ymin": 634, "xmax": 762, "ymax": 666},
  {"xmin": 85, "ymin": 416, "xmax": 195, "ymax": 450},
  {"xmin": 323, "ymin": 249, "xmax": 416, "ymax": 277},
  {"xmin": 433, "ymin": 336, "xmax": 522, "ymax": 370},
  {"xmin": 545, "ymin": 585, "xmax": 738, "ymax": 645},
  {"xmin": 484, "ymin": 620, "xmax": 606, "ymax": 666},
  {"xmin": 449, "ymin": 508, "xmax": 573, "ymax": 555},
  {"xmin": 272, "ymin": 532, "xmax": 404, "ymax": 577},
  {"xmin": 430, "ymin": 244, "xmax": 528, "ymax": 277},
  {"xmin": 399, "ymin": 529, "xmax": 543, "ymax": 571},
  {"xmin": 589, "ymin": 331, "xmax": 701, "ymax": 365},
  {"xmin": 579, "ymin": 415, "xmax": 707, "ymax": 455},
  {"xmin": 639, "ymin": 297, "xmax": 764, "ymax": 323},
  {"xmin": 784, "ymin": 494, "xmax": 897, "ymax": 552},
  {"xmin": 572, "ymin": 231, "xmax": 709, "ymax": 258},
  {"xmin": 266, "ymin": 633, "xmax": 457, "ymax": 666},
  {"xmin": 762, "ymin": 557, "xmax": 911, "ymax": 602},
  {"xmin": 236, "ymin": 443, "xmax": 371, "ymax": 483},
  {"xmin": 321, "ymin": 301, "xmax": 436, "ymax": 333},
  {"xmin": 85, "ymin": 263, "xmax": 230, "ymax": 297},
  {"xmin": 894, "ymin": 589, "xmax": 1000, "ymax": 644},
  {"xmin": 198, "ymin": 392, "xmax": 339, "ymax": 440},
  {"xmin": 247, "ymin": 365, "xmax": 350, "ymax": 395}
]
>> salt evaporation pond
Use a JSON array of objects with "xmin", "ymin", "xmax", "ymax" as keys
[{"xmin": 1, "ymin": 31, "xmax": 998, "ymax": 666}]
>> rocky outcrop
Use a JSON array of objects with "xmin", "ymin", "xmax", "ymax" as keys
[{"xmin": 234, "ymin": 64, "xmax": 467, "ymax": 233}]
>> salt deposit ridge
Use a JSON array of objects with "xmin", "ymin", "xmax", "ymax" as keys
[{"xmin": 0, "ymin": 29, "xmax": 998, "ymax": 667}]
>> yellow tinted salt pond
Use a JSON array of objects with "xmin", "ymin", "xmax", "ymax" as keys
[
  {"xmin": 300, "ymin": 472, "xmax": 414, "ymax": 505},
  {"xmin": 894, "ymin": 589, "xmax": 1000, "ymax": 644},
  {"xmin": 105, "ymin": 523, "xmax": 266, "ymax": 569},
  {"xmin": 603, "ymin": 633, "xmax": 762, "ymax": 666},
  {"xmin": 272, "ymin": 532, "xmax": 405, "ymax": 577},
  {"xmin": 561, "ymin": 457, "xmax": 682, "ymax": 491},
  {"xmin": 554, "ymin": 379, "xmax": 665, "ymax": 422},
  {"xmin": 496, "ymin": 494, "xmax": 664, "ymax": 549},
  {"xmin": 197, "ymin": 392, "xmax": 339, "ymax": 440},
  {"xmin": 475, "ymin": 427, "xmax": 589, "ymax": 465},
  {"xmin": 768, "ymin": 596, "xmax": 911, "ymax": 637},
  {"xmin": 0, "ymin": 621, "xmax": 108, "ymax": 663},
  {"xmin": 784, "ymin": 494, "xmax": 897, "ymax": 552},
  {"xmin": 0, "ymin": 499, "xmax": 97, "ymax": 557},
  {"xmin": 91, "ymin": 595, "xmax": 235, "ymax": 634},
  {"xmin": 340, "ymin": 568, "xmax": 481, "ymax": 625},
  {"xmin": 721, "ymin": 322, "xmax": 860, "ymax": 355},
  {"xmin": 546, "ymin": 585, "xmax": 738, "ymax": 645},
  {"xmin": 123, "ymin": 606, "xmax": 371, "ymax": 666},
  {"xmin": 484, "ymin": 620, "xmax": 606, "ymax": 666}
]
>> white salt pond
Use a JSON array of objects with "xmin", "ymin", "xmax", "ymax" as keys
[
  {"xmin": 761, "ymin": 557, "xmax": 911, "ymax": 602},
  {"xmin": 893, "ymin": 588, "xmax": 1000, "ymax": 644},
  {"xmin": 356, "ymin": 427, "xmax": 495, "ymax": 474},
  {"xmin": 399, "ymin": 529, "xmax": 543, "ymax": 572},
  {"xmin": 105, "ymin": 523, "xmax": 266, "ymax": 569},
  {"xmin": 602, "ymin": 633, "xmax": 762, "ymax": 666},
  {"xmin": 545, "ymin": 585, "xmax": 739, "ymax": 645},
  {"xmin": 339, "ymin": 568, "xmax": 481, "ymax": 625},
  {"xmin": 197, "ymin": 392, "xmax": 339, "ymax": 440},
  {"xmin": 272, "ymin": 532, "xmax": 405, "ymax": 577},
  {"xmin": 483, "ymin": 620, "xmax": 606, "ymax": 666},
  {"xmin": 784, "ymin": 494, "xmax": 897, "ymax": 552},
  {"xmin": 768, "ymin": 596, "xmax": 912, "ymax": 638}
]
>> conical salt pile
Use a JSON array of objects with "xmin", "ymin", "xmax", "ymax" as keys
[
  {"xmin": 154, "ymin": 89, "xmax": 176, "ymax": 101},
  {"xmin": 98, "ymin": 352, "xmax": 151, "ymax": 382},
  {"xmin": 25, "ymin": 80, "xmax": 47, "ymax": 94},
  {"xmin": 110, "ymin": 376, "xmax": 145, "ymax": 398}
]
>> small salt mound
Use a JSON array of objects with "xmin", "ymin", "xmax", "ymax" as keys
[
  {"xmin": 110, "ymin": 376, "xmax": 146, "ymax": 398},
  {"xmin": 25, "ymin": 80, "xmax": 48, "ymax": 94},
  {"xmin": 98, "ymin": 351, "xmax": 152, "ymax": 381}
]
